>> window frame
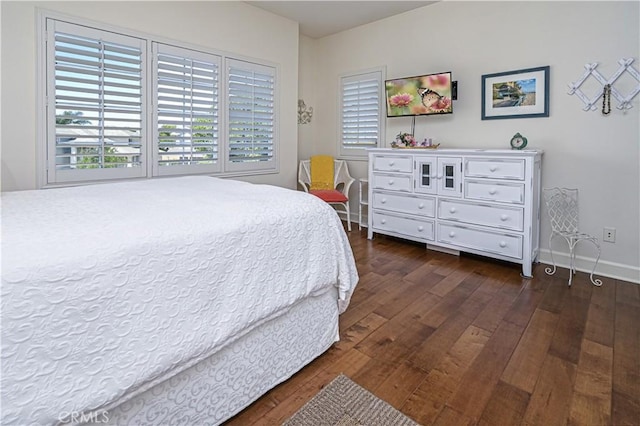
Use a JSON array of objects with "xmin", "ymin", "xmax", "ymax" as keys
[
  {"xmin": 337, "ymin": 66, "xmax": 386, "ymax": 160},
  {"xmin": 152, "ymin": 42, "xmax": 223, "ymax": 177},
  {"xmin": 44, "ymin": 18, "xmax": 148, "ymax": 185},
  {"xmin": 225, "ymin": 58, "xmax": 278, "ymax": 173},
  {"xmin": 36, "ymin": 9, "xmax": 279, "ymax": 188}
]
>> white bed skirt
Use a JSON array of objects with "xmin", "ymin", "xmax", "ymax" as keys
[{"xmin": 87, "ymin": 288, "xmax": 339, "ymax": 426}]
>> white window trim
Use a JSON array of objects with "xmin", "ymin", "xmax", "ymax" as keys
[
  {"xmin": 337, "ymin": 66, "xmax": 386, "ymax": 160},
  {"xmin": 36, "ymin": 8, "xmax": 280, "ymax": 188}
]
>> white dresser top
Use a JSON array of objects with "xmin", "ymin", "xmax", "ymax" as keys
[{"xmin": 368, "ymin": 148, "xmax": 543, "ymax": 157}]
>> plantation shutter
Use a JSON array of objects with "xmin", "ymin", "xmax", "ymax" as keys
[
  {"xmin": 153, "ymin": 43, "xmax": 221, "ymax": 175},
  {"xmin": 340, "ymin": 70, "xmax": 382, "ymax": 155},
  {"xmin": 47, "ymin": 19, "xmax": 146, "ymax": 183},
  {"xmin": 226, "ymin": 59, "xmax": 276, "ymax": 172}
]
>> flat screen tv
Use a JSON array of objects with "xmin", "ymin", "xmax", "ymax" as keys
[{"xmin": 385, "ymin": 71, "xmax": 453, "ymax": 117}]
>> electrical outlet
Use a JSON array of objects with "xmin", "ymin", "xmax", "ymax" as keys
[{"xmin": 603, "ymin": 227, "xmax": 616, "ymax": 243}]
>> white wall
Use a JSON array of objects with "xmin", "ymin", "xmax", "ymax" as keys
[
  {"xmin": 0, "ymin": 1, "xmax": 299, "ymax": 190},
  {"xmin": 301, "ymin": 1, "xmax": 640, "ymax": 282},
  {"xmin": 297, "ymin": 34, "xmax": 317, "ymax": 173}
]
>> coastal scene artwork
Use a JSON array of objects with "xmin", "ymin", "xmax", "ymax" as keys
[
  {"xmin": 492, "ymin": 78, "xmax": 536, "ymax": 108},
  {"xmin": 481, "ymin": 66, "xmax": 549, "ymax": 120}
]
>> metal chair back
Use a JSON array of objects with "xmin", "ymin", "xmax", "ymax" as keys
[{"xmin": 543, "ymin": 187, "xmax": 579, "ymax": 235}]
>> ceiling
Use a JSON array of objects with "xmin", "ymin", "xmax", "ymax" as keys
[{"xmin": 245, "ymin": 1, "xmax": 437, "ymax": 39}]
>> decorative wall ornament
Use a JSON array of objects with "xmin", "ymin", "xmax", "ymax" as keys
[
  {"xmin": 567, "ymin": 58, "xmax": 640, "ymax": 113},
  {"xmin": 298, "ymin": 99, "xmax": 313, "ymax": 124}
]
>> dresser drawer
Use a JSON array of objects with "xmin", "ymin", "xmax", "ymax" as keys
[
  {"xmin": 465, "ymin": 158, "xmax": 525, "ymax": 180},
  {"xmin": 438, "ymin": 223, "xmax": 523, "ymax": 259},
  {"xmin": 371, "ymin": 173, "xmax": 412, "ymax": 192},
  {"xmin": 372, "ymin": 211, "xmax": 434, "ymax": 241},
  {"xmin": 438, "ymin": 199, "xmax": 524, "ymax": 231},
  {"xmin": 464, "ymin": 180, "xmax": 524, "ymax": 204},
  {"xmin": 372, "ymin": 191, "xmax": 435, "ymax": 217},
  {"xmin": 373, "ymin": 155, "xmax": 413, "ymax": 173}
]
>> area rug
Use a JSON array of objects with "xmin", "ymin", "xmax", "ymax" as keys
[{"xmin": 283, "ymin": 374, "xmax": 419, "ymax": 425}]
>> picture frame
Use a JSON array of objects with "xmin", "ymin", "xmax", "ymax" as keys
[{"xmin": 481, "ymin": 66, "xmax": 550, "ymax": 120}]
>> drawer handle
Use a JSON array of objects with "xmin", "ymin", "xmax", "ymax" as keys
[
  {"xmin": 381, "ymin": 219, "xmax": 387, "ymax": 224},
  {"xmin": 499, "ymin": 241, "xmax": 507, "ymax": 248},
  {"xmin": 381, "ymin": 198, "xmax": 387, "ymax": 204},
  {"xmin": 489, "ymin": 166, "xmax": 498, "ymax": 172},
  {"xmin": 449, "ymin": 231, "xmax": 456, "ymax": 238},
  {"xmin": 489, "ymin": 188, "xmax": 497, "ymax": 195},
  {"xmin": 418, "ymin": 203, "xmax": 425, "ymax": 209},
  {"xmin": 389, "ymin": 161, "xmax": 395, "ymax": 166},
  {"xmin": 500, "ymin": 214, "xmax": 509, "ymax": 221},
  {"xmin": 388, "ymin": 180, "xmax": 394, "ymax": 186},
  {"xmin": 449, "ymin": 207, "xmax": 457, "ymax": 214},
  {"xmin": 418, "ymin": 226, "xmax": 424, "ymax": 232}
]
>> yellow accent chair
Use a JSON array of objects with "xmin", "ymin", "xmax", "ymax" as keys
[{"xmin": 298, "ymin": 156, "xmax": 355, "ymax": 231}]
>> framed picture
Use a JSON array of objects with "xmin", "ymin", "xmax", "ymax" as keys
[{"xmin": 481, "ymin": 66, "xmax": 550, "ymax": 120}]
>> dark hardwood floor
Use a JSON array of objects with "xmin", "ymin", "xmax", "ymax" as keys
[{"xmin": 226, "ymin": 229, "xmax": 640, "ymax": 425}]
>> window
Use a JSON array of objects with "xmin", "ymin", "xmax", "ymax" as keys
[
  {"xmin": 41, "ymin": 14, "xmax": 278, "ymax": 186},
  {"xmin": 226, "ymin": 59, "xmax": 276, "ymax": 172},
  {"xmin": 153, "ymin": 43, "xmax": 221, "ymax": 175},
  {"xmin": 338, "ymin": 68, "xmax": 385, "ymax": 158},
  {"xmin": 46, "ymin": 20, "xmax": 147, "ymax": 184}
]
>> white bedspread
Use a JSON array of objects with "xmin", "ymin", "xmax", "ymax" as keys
[{"xmin": 1, "ymin": 176, "xmax": 359, "ymax": 425}]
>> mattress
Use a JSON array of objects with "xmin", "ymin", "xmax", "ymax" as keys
[{"xmin": 1, "ymin": 176, "xmax": 359, "ymax": 425}]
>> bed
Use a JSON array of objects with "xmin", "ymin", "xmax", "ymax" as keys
[{"xmin": 1, "ymin": 176, "xmax": 359, "ymax": 425}]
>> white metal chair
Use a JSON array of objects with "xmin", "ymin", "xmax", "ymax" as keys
[
  {"xmin": 298, "ymin": 158, "xmax": 355, "ymax": 231},
  {"xmin": 543, "ymin": 187, "xmax": 602, "ymax": 286}
]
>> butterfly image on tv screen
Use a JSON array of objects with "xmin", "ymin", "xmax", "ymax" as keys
[{"xmin": 418, "ymin": 88, "xmax": 443, "ymax": 108}]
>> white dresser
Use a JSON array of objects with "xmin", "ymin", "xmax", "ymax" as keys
[{"xmin": 367, "ymin": 148, "xmax": 543, "ymax": 277}]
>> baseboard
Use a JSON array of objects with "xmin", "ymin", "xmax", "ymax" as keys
[
  {"xmin": 537, "ymin": 249, "xmax": 640, "ymax": 285},
  {"xmin": 340, "ymin": 208, "xmax": 640, "ymax": 285}
]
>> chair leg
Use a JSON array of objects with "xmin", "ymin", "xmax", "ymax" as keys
[
  {"xmin": 584, "ymin": 238, "xmax": 603, "ymax": 287},
  {"xmin": 545, "ymin": 233, "xmax": 558, "ymax": 276},
  {"xmin": 568, "ymin": 243, "xmax": 575, "ymax": 287},
  {"xmin": 547, "ymin": 234, "xmax": 577, "ymax": 287},
  {"xmin": 568, "ymin": 238, "xmax": 604, "ymax": 287},
  {"xmin": 568, "ymin": 253, "xmax": 573, "ymax": 287},
  {"xmin": 345, "ymin": 201, "xmax": 352, "ymax": 232}
]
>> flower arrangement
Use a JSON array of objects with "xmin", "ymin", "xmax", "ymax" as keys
[
  {"xmin": 391, "ymin": 132, "xmax": 416, "ymax": 147},
  {"xmin": 391, "ymin": 133, "xmax": 440, "ymax": 149}
]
